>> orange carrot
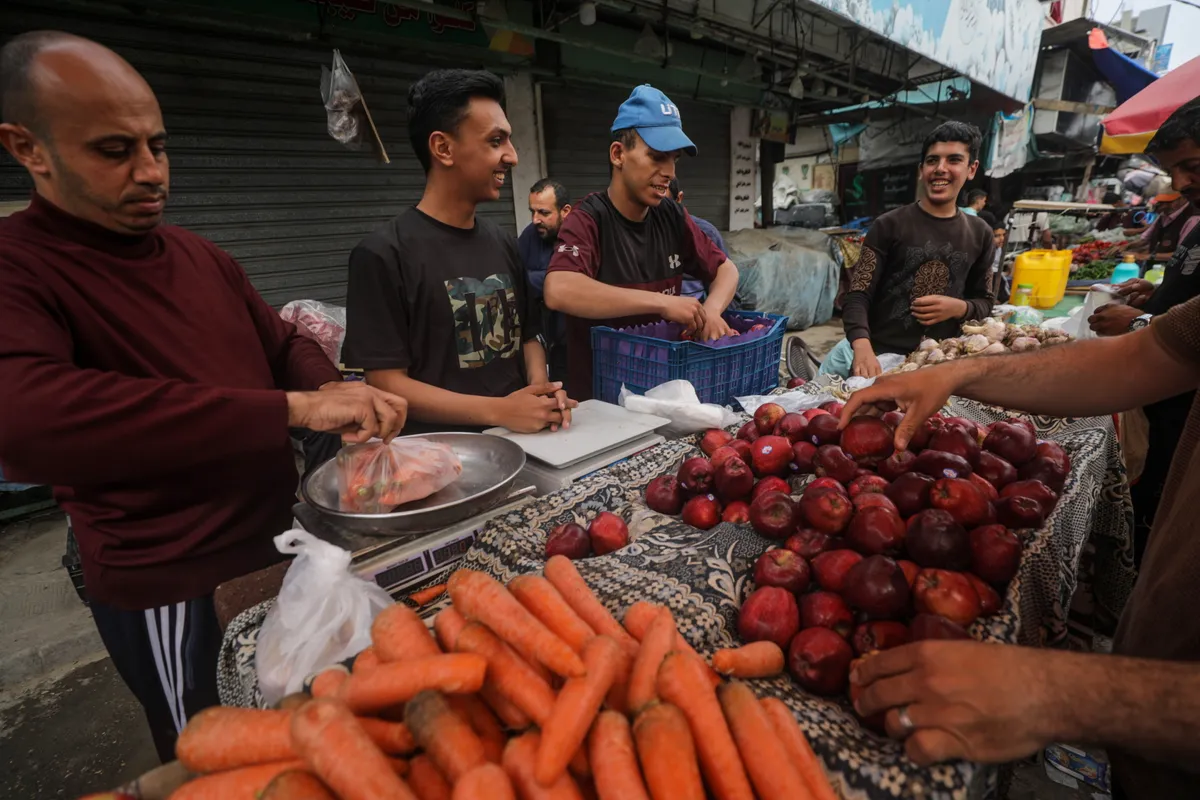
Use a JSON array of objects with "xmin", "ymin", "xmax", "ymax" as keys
[
  {"xmin": 719, "ymin": 682, "xmax": 813, "ymax": 800},
  {"xmin": 373, "ymin": 603, "xmax": 441, "ymax": 662},
  {"xmin": 452, "ymin": 762, "xmax": 516, "ymax": 800},
  {"xmin": 448, "ymin": 569, "xmax": 585, "ymax": 679},
  {"xmin": 760, "ymin": 697, "xmax": 840, "ymax": 800},
  {"xmin": 448, "ymin": 694, "xmax": 506, "ymax": 763},
  {"xmin": 502, "ymin": 732, "xmax": 585, "ymax": 800},
  {"xmin": 404, "ymin": 690, "xmax": 488, "ymax": 783},
  {"xmin": 410, "ymin": 583, "xmax": 448, "ymax": 607},
  {"xmin": 623, "ymin": 602, "xmax": 719, "ymax": 687},
  {"xmin": 390, "ymin": 757, "xmax": 410, "ymax": 777},
  {"xmin": 338, "ymin": 654, "xmax": 487, "ymax": 715},
  {"xmin": 175, "ymin": 707, "xmax": 295, "ymax": 772},
  {"xmin": 355, "ymin": 646, "xmax": 382, "ymax": 674},
  {"xmin": 604, "ymin": 643, "xmax": 635, "ymax": 715},
  {"xmin": 453, "ymin": 621, "xmax": 557, "ymax": 725},
  {"xmin": 407, "ymin": 754, "xmax": 452, "ymax": 800},
  {"xmin": 535, "ymin": 636, "xmax": 624, "ymax": 786},
  {"xmin": 656, "ymin": 652, "xmax": 754, "ymax": 800},
  {"xmin": 588, "ymin": 711, "xmax": 650, "ymax": 800},
  {"xmin": 310, "ymin": 667, "xmax": 349, "ymax": 699},
  {"xmin": 434, "ymin": 607, "xmax": 470, "ymax": 652},
  {"xmin": 356, "ymin": 717, "xmax": 417, "ymax": 755},
  {"xmin": 277, "ymin": 692, "xmax": 312, "ymax": 711},
  {"xmin": 712, "ymin": 642, "xmax": 786, "ymax": 679},
  {"xmin": 631, "ymin": 703, "xmax": 704, "ymax": 800},
  {"xmin": 260, "ymin": 769, "xmax": 336, "ymax": 800},
  {"xmin": 166, "ymin": 760, "xmax": 306, "ymax": 800},
  {"xmin": 543, "ymin": 557, "xmax": 638, "ymax": 652},
  {"xmin": 290, "ymin": 699, "xmax": 417, "ymax": 800},
  {"xmin": 479, "ymin": 684, "xmax": 533, "ymax": 731},
  {"xmin": 509, "ymin": 574, "xmax": 597, "ymax": 653},
  {"xmin": 625, "ymin": 608, "xmax": 677, "ymax": 712}
]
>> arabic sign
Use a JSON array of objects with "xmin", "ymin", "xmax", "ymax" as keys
[{"xmin": 803, "ymin": 0, "xmax": 1043, "ymax": 102}]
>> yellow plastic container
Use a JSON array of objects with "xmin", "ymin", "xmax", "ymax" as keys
[{"xmin": 1011, "ymin": 250, "xmax": 1072, "ymax": 309}]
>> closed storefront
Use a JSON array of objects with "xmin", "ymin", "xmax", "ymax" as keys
[
  {"xmin": 539, "ymin": 83, "xmax": 731, "ymax": 229},
  {"xmin": 0, "ymin": 3, "xmax": 516, "ymax": 306}
]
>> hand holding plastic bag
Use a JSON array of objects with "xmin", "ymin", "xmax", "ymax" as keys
[
  {"xmin": 337, "ymin": 438, "xmax": 463, "ymax": 513},
  {"xmin": 256, "ymin": 530, "xmax": 393, "ymax": 705}
]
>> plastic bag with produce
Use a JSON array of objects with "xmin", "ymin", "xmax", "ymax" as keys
[
  {"xmin": 256, "ymin": 530, "xmax": 393, "ymax": 705},
  {"xmin": 336, "ymin": 438, "xmax": 463, "ymax": 514}
]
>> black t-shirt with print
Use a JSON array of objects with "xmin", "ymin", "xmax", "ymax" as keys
[
  {"xmin": 842, "ymin": 203, "xmax": 995, "ymax": 355},
  {"xmin": 342, "ymin": 207, "xmax": 538, "ymax": 434}
]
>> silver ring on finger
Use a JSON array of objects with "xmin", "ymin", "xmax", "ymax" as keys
[{"xmin": 896, "ymin": 705, "xmax": 916, "ymax": 737}]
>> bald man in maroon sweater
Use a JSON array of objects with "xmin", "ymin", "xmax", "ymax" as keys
[{"xmin": 0, "ymin": 31, "xmax": 407, "ymax": 759}]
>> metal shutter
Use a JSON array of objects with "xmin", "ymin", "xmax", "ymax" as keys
[
  {"xmin": 0, "ymin": 5, "xmax": 516, "ymax": 306},
  {"xmin": 540, "ymin": 84, "xmax": 730, "ymax": 228}
]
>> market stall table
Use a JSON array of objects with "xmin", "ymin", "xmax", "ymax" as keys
[{"xmin": 217, "ymin": 381, "xmax": 1133, "ymax": 799}]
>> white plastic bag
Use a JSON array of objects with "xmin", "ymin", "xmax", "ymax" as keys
[
  {"xmin": 1065, "ymin": 285, "xmax": 1125, "ymax": 340},
  {"xmin": 618, "ymin": 380, "xmax": 740, "ymax": 434},
  {"xmin": 256, "ymin": 530, "xmax": 393, "ymax": 705}
]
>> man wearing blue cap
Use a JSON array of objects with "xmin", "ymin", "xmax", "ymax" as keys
[{"xmin": 543, "ymin": 85, "xmax": 740, "ymax": 400}]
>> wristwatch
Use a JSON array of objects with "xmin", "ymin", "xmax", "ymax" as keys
[{"xmin": 1128, "ymin": 314, "xmax": 1152, "ymax": 332}]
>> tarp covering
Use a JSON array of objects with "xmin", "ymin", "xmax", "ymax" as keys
[
  {"xmin": 1088, "ymin": 27, "xmax": 1158, "ymax": 104},
  {"xmin": 1102, "ymin": 52, "xmax": 1200, "ymax": 154},
  {"xmin": 725, "ymin": 228, "xmax": 839, "ymax": 331}
]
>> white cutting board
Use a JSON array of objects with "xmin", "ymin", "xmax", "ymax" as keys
[{"xmin": 484, "ymin": 399, "xmax": 670, "ymax": 469}]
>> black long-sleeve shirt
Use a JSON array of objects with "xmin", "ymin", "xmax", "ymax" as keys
[{"xmin": 843, "ymin": 204, "xmax": 995, "ymax": 355}]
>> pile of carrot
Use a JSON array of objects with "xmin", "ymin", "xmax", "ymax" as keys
[{"xmin": 166, "ymin": 554, "xmax": 841, "ymax": 800}]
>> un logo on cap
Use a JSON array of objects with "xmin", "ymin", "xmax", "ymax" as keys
[{"xmin": 660, "ymin": 103, "xmax": 679, "ymax": 118}]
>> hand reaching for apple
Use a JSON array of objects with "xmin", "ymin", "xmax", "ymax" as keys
[
  {"xmin": 850, "ymin": 640, "xmax": 1062, "ymax": 765},
  {"xmin": 840, "ymin": 365, "xmax": 962, "ymax": 450}
]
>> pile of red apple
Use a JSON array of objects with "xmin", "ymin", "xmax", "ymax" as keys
[{"xmin": 643, "ymin": 400, "xmax": 1072, "ymax": 726}]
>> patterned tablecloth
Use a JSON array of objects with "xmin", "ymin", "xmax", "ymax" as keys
[{"xmin": 219, "ymin": 389, "xmax": 1134, "ymax": 800}]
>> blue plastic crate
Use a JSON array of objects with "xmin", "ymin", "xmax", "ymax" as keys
[{"xmin": 591, "ymin": 310, "xmax": 788, "ymax": 406}]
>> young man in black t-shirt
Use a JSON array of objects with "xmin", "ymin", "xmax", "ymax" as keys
[
  {"xmin": 842, "ymin": 121, "xmax": 995, "ymax": 378},
  {"xmin": 343, "ymin": 69, "xmax": 574, "ymax": 434},
  {"xmin": 543, "ymin": 85, "xmax": 740, "ymax": 400}
]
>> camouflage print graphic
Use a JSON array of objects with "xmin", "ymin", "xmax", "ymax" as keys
[{"xmin": 445, "ymin": 273, "xmax": 521, "ymax": 368}]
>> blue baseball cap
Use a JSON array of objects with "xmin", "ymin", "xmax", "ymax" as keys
[{"xmin": 611, "ymin": 85, "xmax": 697, "ymax": 157}]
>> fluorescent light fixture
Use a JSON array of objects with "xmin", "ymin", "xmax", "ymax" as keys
[{"xmin": 579, "ymin": 1, "xmax": 597, "ymax": 26}]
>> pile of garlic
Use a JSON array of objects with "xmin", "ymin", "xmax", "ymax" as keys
[{"xmin": 890, "ymin": 319, "xmax": 1071, "ymax": 373}]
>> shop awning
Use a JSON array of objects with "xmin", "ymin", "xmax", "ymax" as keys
[
  {"xmin": 1088, "ymin": 28, "xmax": 1157, "ymax": 104},
  {"xmin": 1101, "ymin": 53, "xmax": 1200, "ymax": 154}
]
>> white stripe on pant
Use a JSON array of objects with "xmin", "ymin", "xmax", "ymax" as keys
[{"xmin": 144, "ymin": 603, "xmax": 188, "ymax": 734}]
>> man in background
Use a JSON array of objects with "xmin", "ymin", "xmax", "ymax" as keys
[
  {"xmin": 961, "ymin": 188, "xmax": 987, "ymax": 216},
  {"xmin": 668, "ymin": 177, "xmax": 726, "ymax": 300},
  {"xmin": 518, "ymin": 178, "xmax": 571, "ymax": 381}
]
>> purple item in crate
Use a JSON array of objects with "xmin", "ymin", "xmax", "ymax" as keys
[{"xmin": 615, "ymin": 313, "xmax": 770, "ymax": 348}]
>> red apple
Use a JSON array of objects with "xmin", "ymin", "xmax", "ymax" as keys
[
  {"xmin": 728, "ymin": 439, "xmax": 753, "ymax": 465},
  {"xmin": 999, "ymin": 479, "xmax": 1059, "ymax": 517},
  {"xmin": 878, "ymin": 450, "xmax": 917, "ymax": 482},
  {"xmin": 881, "ymin": 410, "xmax": 905, "ymax": 429},
  {"xmin": 700, "ymin": 428, "xmax": 733, "ymax": 456},
  {"xmin": 738, "ymin": 586, "xmax": 800, "ymax": 650},
  {"xmin": 840, "ymin": 416, "xmax": 895, "ymax": 467},
  {"xmin": 983, "ymin": 421, "xmax": 1037, "ymax": 466},
  {"xmin": 798, "ymin": 486, "xmax": 853, "ymax": 535},
  {"xmin": 810, "ymin": 549, "xmax": 863, "ymax": 593},
  {"xmin": 814, "ymin": 444, "xmax": 858, "ymax": 484},
  {"xmin": 846, "ymin": 506, "xmax": 906, "ymax": 556},
  {"xmin": 852, "ymin": 492, "xmax": 900, "ymax": 515},
  {"xmin": 884, "ymin": 472, "xmax": 935, "ymax": 518},
  {"xmin": 754, "ymin": 402, "xmax": 786, "ymax": 435},
  {"xmin": 677, "ymin": 456, "xmax": 714, "ymax": 494},
  {"xmin": 753, "ymin": 548, "xmax": 811, "ymax": 594},
  {"xmin": 1036, "ymin": 441, "xmax": 1071, "ymax": 474},
  {"xmin": 722, "ymin": 501, "xmax": 751, "ymax": 524},
  {"xmin": 911, "ymin": 449, "xmax": 973, "ymax": 480},
  {"xmin": 791, "ymin": 441, "xmax": 818, "ymax": 474},
  {"xmin": 644, "ymin": 475, "xmax": 684, "ymax": 515},
  {"xmin": 736, "ymin": 420, "xmax": 760, "ymax": 443},
  {"xmin": 1018, "ymin": 458, "xmax": 1067, "ymax": 493},
  {"xmin": 909, "ymin": 613, "xmax": 971, "ymax": 641},
  {"xmin": 996, "ymin": 495, "xmax": 1046, "ymax": 529},
  {"xmin": 785, "ymin": 528, "xmax": 833, "ymax": 559},
  {"xmin": 967, "ymin": 473, "xmax": 999, "ymax": 502},
  {"xmin": 714, "ymin": 456, "xmax": 755, "ymax": 503},
  {"xmin": 969, "ymin": 524, "xmax": 1021, "ymax": 586},
  {"xmin": 820, "ymin": 401, "xmax": 845, "ymax": 416},
  {"xmin": 929, "ymin": 477, "xmax": 991, "ymax": 528},
  {"xmin": 546, "ymin": 522, "xmax": 590, "ymax": 560},
  {"xmin": 851, "ymin": 620, "xmax": 911, "ymax": 656},
  {"xmin": 588, "ymin": 512, "xmax": 629, "ymax": 556},
  {"xmin": 928, "ymin": 424, "xmax": 981, "ymax": 467},
  {"xmin": 913, "ymin": 569, "xmax": 982, "ymax": 627},
  {"xmin": 806, "ymin": 414, "xmax": 842, "ymax": 447},
  {"xmin": 966, "ymin": 573, "xmax": 1002, "ymax": 616},
  {"xmin": 799, "ymin": 591, "xmax": 854, "ymax": 637},
  {"xmin": 752, "ymin": 475, "xmax": 792, "ymax": 500},
  {"xmin": 751, "ymin": 435, "xmax": 794, "ymax": 477},
  {"xmin": 801, "ymin": 408, "xmax": 830, "ymax": 422},
  {"xmin": 681, "ymin": 494, "xmax": 722, "ymax": 530},
  {"xmin": 775, "ymin": 413, "xmax": 809, "ymax": 443},
  {"xmin": 710, "ymin": 445, "xmax": 743, "ymax": 472},
  {"xmin": 806, "ymin": 476, "xmax": 848, "ymax": 495},
  {"xmin": 848, "ymin": 474, "xmax": 889, "ymax": 497},
  {"xmin": 897, "ymin": 559, "xmax": 920, "ymax": 588},
  {"xmin": 842, "ymin": 554, "xmax": 911, "ymax": 619},
  {"xmin": 787, "ymin": 377, "xmax": 807, "ymax": 389},
  {"xmin": 787, "ymin": 627, "xmax": 853, "ymax": 696},
  {"xmin": 906, "ymin": 509, "xmax": 971, "ymax": 570},
  {"xmin": 749, "ymin": 491, "xmax": 799, "ymax": 540},
  {"xmin": 974, "ymin": 451, "xmax": 1018, "ymax": 491},
  {"xmin": 908, "ymin": 416, "xmax": 943, "ymax": 451}
]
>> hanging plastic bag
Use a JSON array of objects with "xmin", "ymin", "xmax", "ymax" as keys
[
  {"xmin": 256, "ymin": 530, "xmax": 393, "ymax": 705},
  {"xmin": 279, "ymin": 299, "xmax": 347, "ymax": 367},
  {"xmin": 337, "ymin": 438, "xmax": 463, "ymax": 514},
  {"xmin": 319, "ymin": 49, "xmax": 389, "ymax": 163}
]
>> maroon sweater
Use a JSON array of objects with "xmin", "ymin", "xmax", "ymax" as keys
[{"xmin": 0, "ymin": 195, "xmax": 341, "ymax": 610}]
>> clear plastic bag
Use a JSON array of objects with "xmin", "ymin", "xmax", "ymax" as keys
[
  {"xmin": 256, "ymin": 530, "xmax": 394, "ymax": 705},
  {"xmin": 336, "ymin": 438, "xmax": 463, "ymax": 514},
  {"xmin": 618, "ymin": 380, "xmax": 740, "ymax": 435},
  {"xmin": 319, "ymin": 49, "xmax": 388, "ymax": 163},
  {"xmin": 279, "ymin": 299, "xmax": 346, "ymax": 367}
]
